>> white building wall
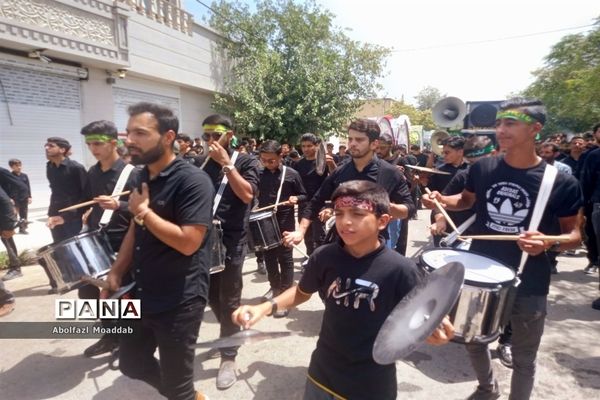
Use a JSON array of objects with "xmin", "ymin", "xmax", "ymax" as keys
[{"xmin": 179, "ymin": 87, "xmax": 215, "ymax": 139}]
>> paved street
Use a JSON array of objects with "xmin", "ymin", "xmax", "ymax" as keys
[{"xmin": 1, "ymin": 209, "xmax": 599, "ymax": 400}]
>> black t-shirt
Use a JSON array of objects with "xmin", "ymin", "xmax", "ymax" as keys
[
  {"xmin": 439, "ymin": 167, "xmax": 475, "ymax": 229},
  {"xmin": 299, "ymin": 241, "xmax": 421, "ymax": 400},
  {"xmin": 579, "ymin": 147, "xmax": 600, "ymax": 204},
  {"xmin": 465, "ymin": 156, "xmax": 583, "ymax": 295},
  {"xmin": 47, "ymin": 158, "xmax": 87, "ymax": 221},
  {"xmin": 131, "ymin": 158, "xmax": 214, "ymax": 313},
  {"xmin": 428, "ymin": 161, "xmax": 469, "ymax": 193},
  {"xmin": 256, "ymin": 166, "xmax": 307, "ymax": 231},
  {"xmin": 198, "ymin": 152, "xmax": 260, "ymax": 232},
  {"xmin": 414, "ymin": 153, "xmax": 428, "ymax": 167}
]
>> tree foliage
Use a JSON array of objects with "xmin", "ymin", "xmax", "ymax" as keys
[
  {"xmin": 524, "ymin": 17, "xmax": 600, "ymax": 133},
  {"xmin": 415, "ymin": 86, "xmax": 445, "ymax": 111},
  {"xmin": 207, "ymin": 0, "xmax": 390, "ymax": 142},
  {"xmin": 387, "ymin": 101, "xmax": 435, "ymax": 131}
]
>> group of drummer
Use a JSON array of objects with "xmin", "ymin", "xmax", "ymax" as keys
[{"xmin": 28, "ymin": 96, "xmax": 585, "ymax": 400}]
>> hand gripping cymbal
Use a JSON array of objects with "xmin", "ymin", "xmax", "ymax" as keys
[{"xmin": 372, "ymin": 262, "xmax": 465, "ymax": 365}]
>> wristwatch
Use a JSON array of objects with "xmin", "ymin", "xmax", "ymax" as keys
[
  {"xmin": 267, "ymin": 298, "xmax": 278, "ymax": 317},
  {"xmin": 222, "ymin": 164, "xmax": 236, "ymax": 174}
]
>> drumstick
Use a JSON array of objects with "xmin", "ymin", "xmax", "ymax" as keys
[
  {"xmin": 292, "ymin": 245, "xmax": 309, "ymax": 258},
  {"xmin": 80, "ymin": 276, "xmax": 109, "ymax": 289},
  {"xmin": 424, "ymin": 187, "xmax": 460, "ymax": 234},
  {"xmin": 58, "ymin": 191, "xmax": 131, "ymax": 213},
  {"xmin": 458, "ymin": 234, "xmax": 571, "ymax": 242},
  {"xmin": 253, "ymin": 201, "xmax": 291, "ymax": 213}
]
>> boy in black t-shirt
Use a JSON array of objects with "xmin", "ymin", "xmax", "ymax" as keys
[{"xmin": 233, "ymin": 180, "xmax": 454, "ymax": 400}]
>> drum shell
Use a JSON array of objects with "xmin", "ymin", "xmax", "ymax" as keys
[
  {"xmin": 209, "ymin": 220, "xmax": 225, "ymax": 274},
  {"xmin": 419, "ymin": 248, "xmax": 516, "ymax": 343},
  {"xmin": 37, "ymin": 230, "xmax": 115, "ymax": 294},
  {"xmin": 248, "ymin": 211, "xmax": 282, "ymax": 252}
]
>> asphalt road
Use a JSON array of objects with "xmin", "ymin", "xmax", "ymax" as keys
[{"xmin": 1, "ymin": 210, "xmax": 599, "ymax": 399}]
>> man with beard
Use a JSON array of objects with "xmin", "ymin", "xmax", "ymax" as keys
[
  {"xmin": 78, "ymin": 120, "xmax": 137, "ymax": 358},
  {"xmin": 101, "ymin": 102, "xmax": 214, "ymax": 400},
  {"xmin": 284, "ymin": 118, "xmax": 415, "ymax": 248},
  {"xmin": 292, "ymin": 133, "xmax": 330, "ymax": 255},
  {"xmin": 197, "ymin": 114, "xmax": 259, "ymax": 390},
  {"xmin": 539, "ymin": 142, "xmax": 572, "ymax": 175}
]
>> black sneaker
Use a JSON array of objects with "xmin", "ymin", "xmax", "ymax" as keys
[
  {"xmin": 256, "ymin": 260, "xmax": 266, "ymax": 275},
  {"xmin": 84, "ymin": 336, "xmax": 119, "ymax": 357},
  {"xmin": 592, "ymin": 298, "xmax": 600, "ymax": 310},
  {"xmin": 2, "ymin": 269, "xmax": 23, "ymax": 281},
  {"xmin": 466, "ymin": 379, "xmax": 500, "ymax": 400},
  {"xmin": 497, "ymin": 343, "xmax": 513, "ymax": 369}
]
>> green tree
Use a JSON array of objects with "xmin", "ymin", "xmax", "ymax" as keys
[
  {"xmin": 415, "ymin": 86, "xmax": 445, "ymax": 111},
  {"xmin": 524, "ymin": 17, "xmax": 600, "ymax": 133},
  {"xmin": 388, "ymin": 101, "xmax": 435, "ymax": 131},
  {"xmin": 207, "ymin": 0, "xmax": 389, "ymax": 143}
]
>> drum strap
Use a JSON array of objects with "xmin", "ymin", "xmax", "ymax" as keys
[
  {"xmin": 517, "ymin": 163, "xmax": 558, "ymax": 273},
  {"xmin": 274, "ymin": 166, "xmax": 287, "ymax": 212},
  {"xmin": 100, "ymin": 163, "xmax": 135, "ymax": 226},
  {"xmin": 212, "ymin": 151, "xmax": 239, "ymax": 217}
]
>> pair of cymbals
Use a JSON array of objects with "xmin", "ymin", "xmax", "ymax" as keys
[
  {"xmin": 405, "ymin": 165, "xmax": 451, "ymax": 175},
  {"xmin": 372, "ymin": 262, "xmax": 465, "ymax": 365}
]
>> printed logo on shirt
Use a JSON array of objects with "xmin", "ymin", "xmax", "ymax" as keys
[
  {"xmin": 485, "ymin": 181, "xmax": 531, "ymax": 233},
  {"xmin": 327, "ymin": 277, "xmax": 379, "ymax": 311}
]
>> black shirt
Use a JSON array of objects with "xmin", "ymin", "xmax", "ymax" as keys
[
  {"xmin": 9, "ymin": 172, "xmax": 31, "ymax": 201},
  {"xmin": 438, "ymin": 167, "xmax": 476, "ymax": 230},
  {"xmin": 0, "ymin": 167, "xmax": 29, "ymax": 204},
  {"xmin": 181, "ymin": 152, "xmax": 203, "ymax": 167},
  {"xmin": 428, "ymin": 161, "xmax": 469, "ymax": 193},
  {"xmin": 292, "ymin": 158, "xmax": 328, "ymax": 199},
  {"xmin": 579, "ymin": 147, "xmax": 600, "ymax": 204},
  {"xmin": 47, "ymin": 158, "xmax": 88, "ymax": 221},
  {"xmin": 0, "ymin": 186, "xmax": 17, "ymax": 230},
  {"xmin": 414, "ymin": 153, "xmax": 428, "ymax": 167},
  {"xmin": 85, "ymin": 159, "xmax": 138, "ymax": 251},
  {"xmin": 301, "ymin": 156, "xmax": 416, "ymax": 221},
  {"xmin": 198, "ymin": 152, "xmax": 260, "ymax": 232},
  {"xmin": 131, "ymin": 158, "xmax": 214, "ymax": 314},
  {"xmin": 299, "ymin": 241, "xmax": 421, "ymax": 400},
  {"xmin": 257, "ymin": 166, "xmax": 307, "ymax": 231},
  {"xmin": 465, "ymin": 156, "xmax": 583, "ymax": 295}
]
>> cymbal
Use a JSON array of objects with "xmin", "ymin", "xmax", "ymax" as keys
[
  {"xmin": 405, "ymin": 165, "xmax": 451, "ymax": 175},
  {"xmin": 372, "ymin": 262, "xmax": 465, "ymax": 365},
  {"xmin": 193, "ymin": 329, "xmax": 293, "ymax": 349}
]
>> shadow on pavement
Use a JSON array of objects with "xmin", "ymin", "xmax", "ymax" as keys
[
  {"xmin": 0, "ymin": 352, "xmax": 110, "ymax": 399},
  {"xmin": 236, "ymin": 361, "xmax": 306, "ymax": 400},
  {"xmin": 401, "ymin": 342, "xmax": 476, "ymax": 384},
  {"xmin": 554, "ymin": 352, "xmax": 600, "ymax": 390}
]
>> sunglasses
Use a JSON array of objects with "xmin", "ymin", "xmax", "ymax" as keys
[{"xmin": 202, "ymin": 132, "xmax": 222, "ymax": 141}]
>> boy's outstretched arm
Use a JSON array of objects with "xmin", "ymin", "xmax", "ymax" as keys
[{"xmin": 232, "ymin": 285, "xmax": 312, "ymax": 330}]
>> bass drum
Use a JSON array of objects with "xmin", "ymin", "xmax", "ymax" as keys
[{"xmin": 420, "ymin": 248, "xmax": 516, "ymax": 343}]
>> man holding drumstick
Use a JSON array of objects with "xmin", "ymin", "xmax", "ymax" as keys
[{"xmin": 423, "ymin": 98, "xmax": 583, "ymax": 400}]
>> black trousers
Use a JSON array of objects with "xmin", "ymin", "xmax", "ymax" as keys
[
  {"xmin": 584, "ymin": 203, "xmax": 599, "ymax": 267},
  {"xmin": 119, "ymin": 297, "xmax": 205, "ymax": 400},
  {"xmin": 1, "ymin": 236, "xmax": 20, "ymax": 270},
  {"xmin": 264, "ymin": 244, "xmax": 295, "ymax": 293},
  {"xmin": 15, "ymin": 200, "xmax": 28, "ymax": 223},
  {"xmin": 304, "ymin": 219, "xmax": 326, "ymax": 256},
  {"xmin": 0, "ymin": 280, "xmax": 14, "ymax": 304},
  {"xmin": 208, "ymin": 229, "xmax": 246, "ymax": 359}
]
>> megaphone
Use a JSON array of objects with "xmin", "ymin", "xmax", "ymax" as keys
[
  {"xmin": 430, "ymin": 130, "xmax": 450, "ymax": 156},
  {"xmin": 432, "ymin": 97, "xmax": 467, "ymax": 128}
]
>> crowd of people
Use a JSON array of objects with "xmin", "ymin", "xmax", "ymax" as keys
[{"xmin": 0, "ymin": 97, "xmax": 598, "ymax": 400}]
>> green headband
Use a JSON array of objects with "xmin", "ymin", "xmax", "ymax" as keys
[
  {"xmin": 202, "ymin": 124, "xmax": 229, "ymax": 133},
  {"xmin": 495, "ymin": 110, "xmax": 536, "ymax": 124},
  {"xmin": 465, "ymin": 142, "xmax": 495, "ymax": 158},
  {"xmin": 84, "ymin": 134, "xmax": 114, "ymax": 143}
]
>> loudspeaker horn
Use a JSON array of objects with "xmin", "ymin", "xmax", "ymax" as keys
[
  {"xmin": 430, "ymin": 130, "xmax": 450, "ymax": 156},
  {"xmin": 432, "ymin": 97, "xmax": 467, "ymax": 128}
]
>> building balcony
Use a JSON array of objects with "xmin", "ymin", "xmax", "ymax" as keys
[{"xmin": 121, "ymin": 0, "xmax": 193, "ymax": 36}]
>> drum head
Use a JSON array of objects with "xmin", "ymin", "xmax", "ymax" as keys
[{"xmin": 420, "ymin": 249, "xmax": 515, "ymax": 287}]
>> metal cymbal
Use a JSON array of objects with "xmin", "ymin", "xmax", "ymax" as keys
[
  {"xmin": 193, "ymin": 329, "xmax": 293, "ymax": 349},
  {"xmin": 405, "ymin": 165, "xmax": 451, "ymax": 175},
  {"xmin": 372, "ymin": 262, "xmax": 465, "ymax": 365}
]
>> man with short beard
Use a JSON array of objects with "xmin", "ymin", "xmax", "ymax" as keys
[
  {"xmin": 102, "ymin": 102, "xmax": 214, "ymax": 400},
  {"xmin": 284, "ymin": 118, "xmax": 415, "ymax": 248}
]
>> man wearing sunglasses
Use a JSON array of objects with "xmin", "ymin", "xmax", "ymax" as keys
[{"xmin": 198, "ymin": 114, "xmax": 260, "ymax": 390}]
